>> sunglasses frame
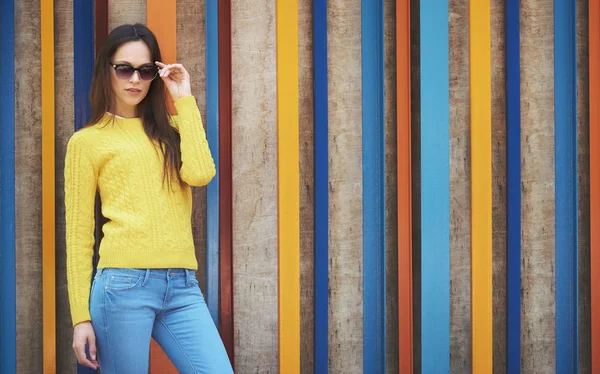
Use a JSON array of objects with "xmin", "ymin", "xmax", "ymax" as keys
[{"xmin": 110, "ymin": 63, "xmax": 159, "ymax": 81}]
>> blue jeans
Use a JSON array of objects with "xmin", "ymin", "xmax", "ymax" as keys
[{"xmin": 89, "ymin": 268, "xmax": 233, "ymax": 374}]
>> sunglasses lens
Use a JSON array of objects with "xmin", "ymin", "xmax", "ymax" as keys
[
  {"xmin": 139, "ymin": 66, "xmax": 158, "ymax": 81},
  {"xmin": 115, "ymin": 65, "xmax": 135, "ymax": 79}
]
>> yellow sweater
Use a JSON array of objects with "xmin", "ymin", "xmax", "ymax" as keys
[{"xmin": 64, "ymin": 96, "xmax": 215, "ymax": 326}]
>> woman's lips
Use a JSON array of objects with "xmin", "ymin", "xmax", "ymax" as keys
[{"xmin": 126, "ymin": 88, "xmax": 142, "ymax": 95}]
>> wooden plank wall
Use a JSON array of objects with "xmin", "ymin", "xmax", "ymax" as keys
[{"xmin": 7, "ymin": 1, "xmax": 594, "ymax": 373}]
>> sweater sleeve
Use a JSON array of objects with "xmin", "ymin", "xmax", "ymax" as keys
[
  {"xmin": 64, "ymin": 132, "xmax": 97, "ymax": 327},
  {"xmin": 172, "ymin": 95, "xmax": 217, "ymax": 186}
]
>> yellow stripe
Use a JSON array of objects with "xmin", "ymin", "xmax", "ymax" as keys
[
  {"xmin": 276, "ymin": 1, "xmax": 300, "ymax": 372},
  {"xmin": 469, "ymin": 0, "xmax": 492, "ymax": 372},
  {"xmin": 41, "ymin": 0, "xmax": 56, "ymax": 372}
]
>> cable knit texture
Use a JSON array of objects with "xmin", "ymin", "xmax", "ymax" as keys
[{"xmin": 64, "ymin": 96, "xmax": 215, "ymax": 326}]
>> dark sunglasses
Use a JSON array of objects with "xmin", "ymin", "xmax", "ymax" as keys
[{"xmin": 110, "ymin": 63, "xmax": 159, "ymax": 81}]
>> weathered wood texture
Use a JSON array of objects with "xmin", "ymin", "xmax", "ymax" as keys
[
  {"xmin": 520, "ymin": 1, "xmax": 556, "ymax": 372},
  {"xmin": 231, "ymin": 1, "xmax": 279, "ymax": 372},
  {"xmin": 15, "ymin": 0, "xmax": 43, "ymax": 372},
  {"xmin": 384, "ymin": 0, "xmax": 399, "ymax": 372},
  {"xmin": 298, "ymin": 0, "xmax": 315, "ymax": 372},
  {"xmin": 448, "ymin": 0, "xmax": 472, "ymax": 371}
]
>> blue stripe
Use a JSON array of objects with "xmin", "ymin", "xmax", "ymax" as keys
[
  {"xmin": 0, "ymin": 0, "xmax": 16, "ymax": 373},
  {"xmin": 362, "ymin": 0, "xmax": 386, "ymax": 372},
  {"xmin": 74, "ymin": 0, "xmax": 94, "ymax": 131},
  {"xmin": 506, "ymin": 0, "xmax": 521, "ymax": 372},
  {"xmin": 206, "ymin": 0, "xmax": 220, "ymax": 327},
  {"xmin": 420, "ymin": 0, "xmax": 450, "ymax": 372},
  {"xmin": 554, "ymin": 0, "xmax": 578, "ymax": 372},
  {"xmin": 313, "ymin": 0, "xmax": 328, "ymax": 372},
  {"xmin": 74, "ymin": 1, "xmax": 96, "ymax": 373}
]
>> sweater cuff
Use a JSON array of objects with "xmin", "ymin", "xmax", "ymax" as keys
[
  {"xmin": 174, "ymin": 95, "xmax": 198, "ymax": 112},
  {"xmin": 71, "ymin": 307, "xmax": 92, "ymax": 327}
]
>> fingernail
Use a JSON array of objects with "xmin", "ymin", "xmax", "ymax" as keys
[{"xmin": 92, "ymin": 354, "xmax": 96, "ymax": 360}]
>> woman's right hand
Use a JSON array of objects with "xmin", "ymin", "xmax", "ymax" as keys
[{"xmin": 72, "ymin": 321, "xmax": 99, "ymax": 370}]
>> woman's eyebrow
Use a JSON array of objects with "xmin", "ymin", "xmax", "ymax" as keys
[{"xmin": 113, "ymin": 60, "xmax": 153, "ymax": 67}]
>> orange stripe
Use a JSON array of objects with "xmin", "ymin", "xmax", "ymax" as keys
[
  {"xmin": 147, "ymin": 1, "xmax": 178, "ymax": 371},
  {"xmin": 147, "ymin": 0, "xmax": 177, "ymax": 114},
  {"xmin": 590, "ymin": 0, "xmax": 600, "ymax": 371},
  {"xmin": 41, "ymin": 0, "xmax": 56, "ymax": 371},
  {"xmin": 397, "ymin": 0, "xmax": 413, "ymax": 372}
]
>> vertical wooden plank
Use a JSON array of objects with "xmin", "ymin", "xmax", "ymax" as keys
[
  {"xmin": 205, "ymin": 0, "xmax": 220, "ymax": 327},
  {"xmin": 470, "ymin": 0, "xmax": 493, "ymax": 372},
  {"xmin": 74, "ymin": 0, "xmax": 93, "ymax": 131},
  {"xmin": 397, "ymin": 0, "xmax": 412, "ymax": 371},
  {"xmin": 490, "ymin": 0, "xmax": 506, "ymax": 374},
  {"xmin": 55, "ymin": 0, "xmax": 76, "ymax": 371},
  {"xmin": 277, "ymin": 0, "xmax": 300, "ymax": 372},
  {"xmin": 554, "ymin": 0, "xmax": 578, "ymax": 372},
  {"xmin": 506, "ymin": 0, "xmax": 521, "ymax": 372},
  {"xmin": 218, "ymin": 0, "xmax": 234, "ymax": 365},
  {"xmin": 42, "ymin": 0, "xmax": 56, "ymax": 371},
  {"xmin": 328, "ymin": 0, "xmax": 363, "ymax": 371},
  {"xmin": 420, "ymin": 0, "xmax": 450, "ymax": 372},
  {"xmin": 147, "ymin": 1, "xmax": 178, "ymax": 371},
  {"xmin": 313, "ymin": 0, "xmax": 328, "ymax": 372},
  {"xmin": 73, "ymin": 1, "xmax": 96, "ymax": 373},
  {"xmin": 15, "ymin": 0, "xmax": 44, "ymax": 372},
  {"xmin": 520, "ymin": 0, "xmax": 556, "ymax": 371},
  {"xmin": 409, "ymin": 1, "xmax": 421, "ymax": 370},
  {"xmin": 576, "ymin": 0, "xmax": 591, "ymax": 371},
  {"xmin": 384, "ymin": 0, "xmax": 399, "ymax": 373},
  {"xmin": 177, "ymin": 0, "xmax": 208, "ymax": 307},
  {"xmin": 231, "ymin": 0, "xmax": 278, "ymax": 371},
  {"xmin": 108, "ymin": 0, "xmax": 145, "ymax": 31},
  {"xmin": 491, "ymin": 0, "xmax": 508, "ymax": 372},
  {"xmin": 148, "ymin": 0, "xmax": 176, "ymax": 114},
  {"xmin": 362, "ymin": 0, "xmax": 386, "ymax": 372},
  {"xmin": 449, "ymin": 0, "xmax": 471, "ymax": 371},
  {"xmin": 0, "ymin": 0, "xmax": 16, "ymax": 372},
  {"xmin": 589, "ymin": 1, "xmax": 600, "ymax": 371},
  {"xmin": 298, "ymin": 0, "xmax": 316, "ymax": 371},
  {"xmin": 95, "ymin": 0, "xmax": 108, "ymax": 53}
]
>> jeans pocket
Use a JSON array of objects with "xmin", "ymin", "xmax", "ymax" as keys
[{"xmin": 105, "ymin": 273, "xmax": 142, "ymax": 291}]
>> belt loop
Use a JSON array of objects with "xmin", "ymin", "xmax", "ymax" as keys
[
  {"xmin": 184, "ymin": 269, "xmax": 190, "ymax": 286},
  {"xmin": 142, "ymin": 269, "xmax": 150, "ymax": 287}
]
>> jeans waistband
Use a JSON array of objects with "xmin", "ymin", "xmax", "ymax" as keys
[{"xmin": 96, "ymin": 268, "xmax": 196, "ymax": 286}]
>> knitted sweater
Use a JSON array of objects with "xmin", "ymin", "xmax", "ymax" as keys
[{"xmin": 64, "ymin": 96, "xmax": 215, "ymax": 327}]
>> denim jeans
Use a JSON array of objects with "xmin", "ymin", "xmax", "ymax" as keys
[{"xmin": 89, "ymin": 267, "xmax": 233, "ymax": 374}]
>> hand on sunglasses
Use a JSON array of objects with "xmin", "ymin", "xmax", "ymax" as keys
[{"xmin": 156, "ymin": 61, "xmax": 192, "ymax": 102}]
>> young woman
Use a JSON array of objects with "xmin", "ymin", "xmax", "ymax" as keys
[{"xmin": 64, "ymin": 24, "xmax": 233, "ymax": 373}]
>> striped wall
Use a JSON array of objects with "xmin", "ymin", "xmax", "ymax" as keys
[{"xmin": 0, "ymin": 0, "xmax": 598, "ymax": 373}]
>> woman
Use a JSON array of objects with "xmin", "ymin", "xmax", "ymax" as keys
[{"xmin": 65, "ymin": 24, "xmax": 233, "ymax": 373}]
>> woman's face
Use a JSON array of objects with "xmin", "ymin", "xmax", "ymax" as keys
[{"xmin": 110, "ymin": 40, "xmax": 154, "ymax": 117}]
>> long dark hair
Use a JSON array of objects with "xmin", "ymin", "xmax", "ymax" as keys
[{"xmin": 86, "ymin": 23, "xmax": 184, "ymax": 190}]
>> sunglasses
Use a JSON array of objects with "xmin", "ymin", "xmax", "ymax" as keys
[{"xmin": 110, "ymin": 63, "xmax": 159, "ymax": 81}]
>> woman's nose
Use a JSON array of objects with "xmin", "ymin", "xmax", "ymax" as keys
[{"xmin": 129, "ymin": 71, "xmax": 141, "ymax": 83}]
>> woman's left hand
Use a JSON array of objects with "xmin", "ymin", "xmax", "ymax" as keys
[{"xmin": 155, "ymin": 61, "xmax": 192, "ymax": 102}]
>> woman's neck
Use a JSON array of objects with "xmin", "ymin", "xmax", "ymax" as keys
[{"xmin": 111, "ymin": 102, "xmax": 138, "ymax": 118}]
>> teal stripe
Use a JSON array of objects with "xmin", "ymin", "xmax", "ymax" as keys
[
  {"xmin": 0, "ymin": 0, "xmax": 16, "ymax": 372},
  {"xmin": 205, "ymin": 0, "xmax": 220, "ymax": 327},
  {"xmin": 420, "ymin": 0, "xmax": 450, "ymax": 372}
]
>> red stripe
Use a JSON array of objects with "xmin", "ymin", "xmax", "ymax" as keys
[
  {"xmin": 397, "ymin": 0, "xmax": 413, "ymax": 372},
  {"xmin": 590, "ymin": 1, "xmax": 600, "ymax": 371},
  {"xmin": 94, "ymin": 0, "xmax": 108, "ymax": 56},
  {"xmin": 218, "ymin": 0, "xmax": 235, "ymax": 366}
]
